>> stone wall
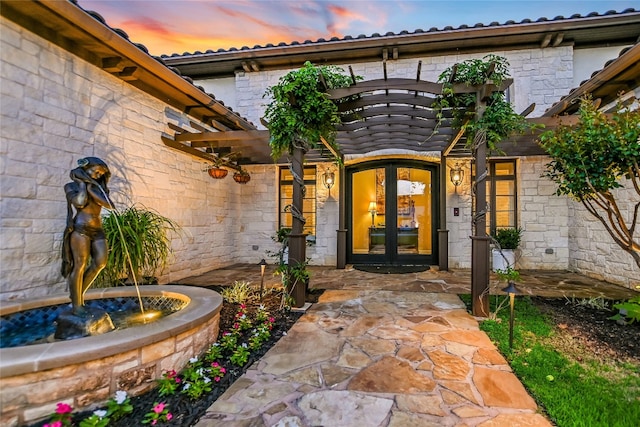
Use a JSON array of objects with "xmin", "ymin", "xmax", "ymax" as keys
[
  {"xmin": 0, "ymin": 18, "xmax": 247, "ymax": 301},
  {"xmin": 517, "ymin": 157, "xmax": 571, "ymax": 270},
  {"xmin": 568, "ymin": 184, "xmax": 639, "ymax": 288}
]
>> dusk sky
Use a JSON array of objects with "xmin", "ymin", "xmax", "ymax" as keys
[{"xmin": 80, "ymin": 1, "xmax": 640, "ymax": 56}]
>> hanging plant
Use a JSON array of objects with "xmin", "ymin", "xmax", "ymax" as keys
[
  {"xmin": 233, "ymin": 169, "xmax": 251, "ymax": 184},
  {"xmin": 434, "ymin": 54, "xmax": 532, "ymax": 152},
  {"xmin": 207, "ymin": 166, "xmax": 228, "ymax": 179},
  {"xmin": 263, "ymin": 61, "xmax": 358, "ymax": 161}
]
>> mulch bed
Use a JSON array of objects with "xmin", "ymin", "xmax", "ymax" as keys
[{"xmin": 532, "ymin": 297, "xmax": 639, "ymax": 365}]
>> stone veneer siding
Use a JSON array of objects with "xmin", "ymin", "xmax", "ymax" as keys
[
  {"xmin": 0, "ymin": 17, "xmax": 284, "ymax": 301},
  {"xmin": 0, "ymin": 314, "xmax": 219, "ymax": 426},
  {"xmin": 568, "ymin": 184, "xmax": 639, "ymax": 288}
]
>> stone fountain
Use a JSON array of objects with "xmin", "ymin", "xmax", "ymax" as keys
[
  {"xmin": 0, "ymin": 285, "xmax": 222, "ymax": 425},
  {"xmin": 0, "ymin": 158, "xmax": 224, "ymax": 425}
]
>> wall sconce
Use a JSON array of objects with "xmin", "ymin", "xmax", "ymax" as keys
[
  {"xmin": 450, "ymin": 162, "xmax": 464, "ymax": 193},
  {"xmin": 502, "ymin": 281, "xmax": 521, "ymax": 349},
  {"xmin": 258, "ymin": 258, "xmax": 267, "ymax": 301},
  {"xmin": 322, "ymin": 169, "xmax": 335, "ymax": 197},
  {"xmin": 368, "ymin": 201, "xmax": 377, "ymax": 226}
]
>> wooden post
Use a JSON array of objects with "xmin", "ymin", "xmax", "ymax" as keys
[
  {"xmin": 288, "ymin": 144, "xmax": 307, "ymax": 307},
  {"xmin": 337, "ymin": 165, "xmax": 347, "ymax": 269},
  {"xmin": 438, "ymin": 156, "xmax": 449, "ymax": 271},
  {"xmin": 471, "ymin": 87, "xmax": 490, "ymax": 317}
]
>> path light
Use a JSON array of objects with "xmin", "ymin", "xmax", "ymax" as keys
[
  {"xmin": 368, "ymin": 201, "xmax": 377, "ymax": 226},
  {"xmin": 502, "ymin": 281, "xmax": 521, "ymax": 349},
  {"xmin": 258, "ymin": 258, "xmax": 267, "ymax": 301},
  {"xmin": 450, "ymin": 162, "xmax": 464, "ymax": 193},
  {"xmin": 322, "ymin": 168, "xmax": 335, "ymax": 197}
]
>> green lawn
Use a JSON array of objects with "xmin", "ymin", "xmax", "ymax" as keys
[{"xmin": 461, "ymin": 295, "xmax": 640, "ymax": 427}]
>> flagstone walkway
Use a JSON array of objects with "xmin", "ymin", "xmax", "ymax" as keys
[
  {"xmin": 176, "ymin": 265, "xmax": 637, "ymax": 426},
  {"xmin": 195, "ymin": 289, "xmax": 551, "ymax": 427}
]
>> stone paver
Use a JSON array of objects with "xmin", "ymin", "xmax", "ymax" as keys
[
  {"xmin": 195, "ymin": 290, "xmax": 552, "ymax": 427},
  {"xmin": 177, "ymin": 265, "xmax": 637, "ymax": 427}
]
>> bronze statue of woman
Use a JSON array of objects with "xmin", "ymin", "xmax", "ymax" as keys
[{"xmin": 61, "ymin": 157, "xmax": 112, "ymax": 314}]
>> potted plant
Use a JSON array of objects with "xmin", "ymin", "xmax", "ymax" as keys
[
  {"xmin": 491, "ymin": 227, "xmax": 522, "ymax": 272},
  {"xmin": 97, "ymin": 204, "xmax": 180, "ymax": 286}
]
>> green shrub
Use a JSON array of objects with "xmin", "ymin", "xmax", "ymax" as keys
[{"xmin": 492, "ymin": 227, "xmax": 522, "ymax": 249}]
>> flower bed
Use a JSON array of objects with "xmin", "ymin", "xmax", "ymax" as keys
[{"xmin": 32, "ymin": 288, "xmax": 303, "ymax": 427}]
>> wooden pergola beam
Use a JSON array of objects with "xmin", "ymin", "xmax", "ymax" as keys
[{"xmin": 174, "ymin": 130, "xmax": 269, "ymax": 143}]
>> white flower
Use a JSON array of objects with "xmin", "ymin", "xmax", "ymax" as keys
[
  {"xmin": 203, "ymin": 377, "xmax": 211, "ymax": 384},
  {"xmin": 183, "ymin": 383, "xmax": 191, "ymax": 391},
  {"xmin": 259, "ymin": 304, "xmax": 265, "ymax": 310},
  {"xmin": 93, "ymin": 409, "xmax": 107, "ymax": 418},
  {"xmin": 242, "ymin": 343, "xmax": 248, "ymax": 348},
  {"xmin": 190, "ymin": 357, "xmax": 198, "ymax": 363},
  {"xmin": 114, "ymin": 390, "xmax": 128, "ymax": 404}
]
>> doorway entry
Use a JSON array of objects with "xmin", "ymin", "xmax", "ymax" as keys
[{"xmin": 346, "ymin": 160, "xmax": 438, "ymax": 266}]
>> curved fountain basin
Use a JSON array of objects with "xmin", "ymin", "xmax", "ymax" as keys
[{"xmin": 0, "ymin": 285, "xmax": 222, "ymax": 425}]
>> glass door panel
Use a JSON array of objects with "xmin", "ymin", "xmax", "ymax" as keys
[
  {"xmin": 348, "ymin": 162, "xmax": 437, "ymax": 265},
  {"xmin": 351, "ymin": 168, "xmax": 385, "ymax": 255},
  {"xmin": 396, "ymin": 168, "xmax": 432, "ymax": 256}
]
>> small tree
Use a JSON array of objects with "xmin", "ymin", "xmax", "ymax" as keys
[{"xmin": 539, "ymin": 96, "xmax": 640, "ymax": 268}]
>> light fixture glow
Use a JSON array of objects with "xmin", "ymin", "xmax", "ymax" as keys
[
  {"xmin": 450, "ymin": 163, "xmax": 464, "ymax": 193},
  {"xmin": 322, "ymin": 169, "xmax": 335, "ymax": 197}
]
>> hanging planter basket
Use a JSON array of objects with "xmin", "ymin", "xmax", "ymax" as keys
[
  {"xmin": 233, "ymin": 171, "xmax": 251, "ymax": 184},
  {"xmin": 208, "ymin": 167, "xmax": 228, "ymax": 179}
]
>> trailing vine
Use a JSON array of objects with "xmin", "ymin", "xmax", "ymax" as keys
[
  {"xmin": 434, "ymin": 54, "xmax": 531, "ymax": 153},
  {"xmin": 263, "ymin": 61, "xmax": 356, "ymax": 161}
]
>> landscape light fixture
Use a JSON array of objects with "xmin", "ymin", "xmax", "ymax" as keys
[
  {"xmin": 322, "ymin": 169, "xmax": 335, "ymax": 197},
  {"xmin": 450, "ymin": 163, "xmax": 464, "ymax": 193},
  {"xmin": 258, "ymin": 258, "xmax": 267, "ymax": 301},
  {"xmin": 502, "ymin": 281, "xmax": 521, "ymax": 349},
  {"xmin": 368, "ymin": 201, "xmax": 377, "ymax": 226}
]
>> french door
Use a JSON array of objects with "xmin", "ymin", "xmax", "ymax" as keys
[{"xmin": 346, "ymin": 161, "xmax": 438, "ymax": 265}]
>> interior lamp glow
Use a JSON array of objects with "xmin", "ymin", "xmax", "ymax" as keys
[{"xmin": 368, "ymin": 201, "xmax": 377, "ymax": 226}]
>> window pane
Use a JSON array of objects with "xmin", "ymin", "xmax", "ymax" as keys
[
  {"xmin": 495, "ymin": 161, "xmax": 515, "ymax": 176},
  {"xmin": 495, "ymin": 181, "xmax": 514, "ymax": 196}
]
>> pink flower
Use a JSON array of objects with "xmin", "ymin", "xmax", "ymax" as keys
[
  {"xmin": 212, "ymin": 362, "xmax": 219, "ymax": 367},
  {"xmin": 220, "ymin": 367, "xmax": 226, "ymax": 373},
  {"xmin": 167, "ymin": 370, "xmax": 177, "ymax": 378},
  {"xmin": 233, "ymin": 323, "xmax": 240, "ymax": 329},
  {"xmin": 153, "ymin": 402, "xmax": 166, "ymax": 414},
  {"xmin": 214, "ymin": 376, "xmax": 221, "ymax": 382},
  {"xmin": 175, "ymin": 377, "xmax": 181, "ymax": 383},
  {"xmin": 151, "ymin": 419, "xmax": 157, "ymax": 426},
  {"xmin": 240, "ymin": 304, "xmax": 246, "ymax": 309},
  {"xmin": 268, "ymin": 317, "xmax": 275, "ymax": 323},
  {"xmin": 56, "ymin": 403, "xmax": 73, "ymax": 414},
  {"xmin": 44, "ymin": 422, "xmax": 62, "ymax": 427},
  {"xmin": 166, "ymin": 413, "xmax": 173, "ymax": 421}
]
